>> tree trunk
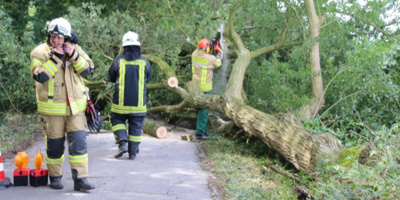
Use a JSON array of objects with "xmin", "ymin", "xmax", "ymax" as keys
[
  {"xmin": 143, "ymin": 120, "xmax": 167, "ymax": 139},
  {"xmin": 223, "ymin": 97, "xmax": 343, "ymax": 172},
  {"xmin": 303, "ymin": 0, "xmax": 326, "ymax": 119}
]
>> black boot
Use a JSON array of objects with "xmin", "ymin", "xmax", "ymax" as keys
[
  {"xmin": 49, "ymin": 176, "xmax": 63, "ymax": 189},
  {"xmin": 128, "ymin": 142, "xmax": 139, "ymax": 159},
  {"xmin": 129, "ymin": 153, "xmax": 136, "ymax": 160},
  {"xmin": 114, "ymin": 140, "xmax": 128, "ymax": 158},
  {"xmin": 72, "ymin": 170, "xmax": 95, "ymax": 191},
  {"xmin": 195, "ymin": 134, "xmax": 211, "ymax": 140}
]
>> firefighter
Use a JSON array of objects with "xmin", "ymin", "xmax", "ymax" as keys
[
  {"xmin": 108, "ymin": 31, "xmax": 152, "ymax": 160},
  {"xmin": 191, "ymin": 39, "xmax": 222, "ymax": 140},
  {"xmin": 30, "ymin": 17, "xmax": 95, "ymax": 191}
]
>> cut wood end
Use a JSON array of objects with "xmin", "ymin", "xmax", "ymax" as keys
[
  {"xmin": 156, "ymin": 126, "xmax": 168, "ymax": 139},
  {"xmin": 167, "ymin": 77, "xmax": 178, "ymax": 88},
  {"xmin": 181, "ymin": 134, "xmax": 193, "ymax": 141}
]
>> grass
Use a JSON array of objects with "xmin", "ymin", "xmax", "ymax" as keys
[
  {"xmin": 0, "ymin": 112, "xmax": 42, "ymax": 158},
  {"xmin": 200, "ymin": 134, "xmax": 299, "ymax": 200}
]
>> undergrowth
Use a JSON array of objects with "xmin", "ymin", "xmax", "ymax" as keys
[
  {"xmin": 0, "ymin": 112, "xmax": 42, "ymax": 157},
  {"xmin": 307, "ymin": 124, "xmax": 400, "ymax": 200},
  {"xmin": 202, "ymin": 134, "xmax": 298, "ymax": 200},
  {"xmin": 202, "ymin": 121, "xmax": 400, "ymax": 200}
]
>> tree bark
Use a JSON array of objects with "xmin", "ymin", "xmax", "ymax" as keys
[
  {"xmin": 223, "ymin": 97, "xmax": 343, "ymax": 172},
  {"xmin": 304, "ymin": 0, "xmax": 326, "ymax": 119},
  {"xmin": 143, "ymin": 120, "xmax": 167, "ymax": 139}
]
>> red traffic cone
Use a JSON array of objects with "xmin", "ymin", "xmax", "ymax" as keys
[{"xmin": 0, "ymin": 149, "xmax": 12, "ymax": 190}]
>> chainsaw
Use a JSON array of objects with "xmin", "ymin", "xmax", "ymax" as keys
[{"xmin": 210, "ymin": 24, "xmax": 224, "ymax": 58}]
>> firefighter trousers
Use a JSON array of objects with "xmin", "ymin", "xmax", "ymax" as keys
[
  {"xmin": 40, "ymin": 111, "xmax": 89, "ymax": 178},
  {"xmin": 111, "ymin": 113, "xmax": 145, "ymax": 155}
]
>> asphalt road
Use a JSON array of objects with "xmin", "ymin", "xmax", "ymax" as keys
[{"xmin": 1, "ymin": 125, "xmax": 214, "ymax": 200}]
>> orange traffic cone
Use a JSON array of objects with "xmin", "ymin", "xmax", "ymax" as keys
[{"xmin": 0, "ymin": 149, "xmax": 12, "ymax": 190}]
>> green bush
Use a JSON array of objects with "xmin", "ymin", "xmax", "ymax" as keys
[
  {"xmin": 308, "ymin": 124, "xmax": 400, "ymax": 199},
  {"xmin": 0, "ymin": 9, "xmax": 37, "ymax": 113}
]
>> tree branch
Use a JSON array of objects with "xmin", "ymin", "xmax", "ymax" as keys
[
  {"xmin": 228, "ymin": 0, "xmax": 246, "ymax": 52},
  {"xmin": 147, "ymin": 100, "xmax": 190, "ymax": 113},
  {"xmin": 143, "ymin": 54, "xmax": 177, "ymax": 78},
  {"xmin": 250, "ymin": 4, "xmax": 302, "ymax": 59}
]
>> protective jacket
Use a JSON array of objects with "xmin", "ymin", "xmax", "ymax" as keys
[
  {"xmin": 191, "ymin": 49, "xmax": 221, "ymax": 92},
  {"xmin": 30, "ymin": 43, "xmax": 94, "ymax": 116},
  {"xmin": 108, "ymin": 55, "xmax": 152, "ymax": 116}
]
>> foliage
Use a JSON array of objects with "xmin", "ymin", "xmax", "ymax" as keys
[
  {"xmin": 0, "ymin": 9, "xmax": 37, "ymax": 113},
  {"xmin": 316, "ymin": 38, "xmax": 400, "ymax": 147},
  {"xmin": 245, "ymin": 54, "xmax": 312, "ymax": 114},
  {"xmin": 312, "ymin": 1, "xmax": 400, "ymax": 145},
  {"xmin": 307, "ymin": 124, "xmax": 400, "ymax": 199},
  {"xmin": 242, "ymin": 0, "xmax": 400, "ymax": 143}
]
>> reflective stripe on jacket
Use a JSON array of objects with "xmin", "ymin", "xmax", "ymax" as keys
[
  {"xmin": 30, "ymin": 43, "xmax": 94, "ymax": 116},
  {"xmin": 191, "ymin": 49, "xmax": 221, "ymax": 92},
  {"xmin": 108, "ymin": 56, "xmax": 152, "ymax": 115}
]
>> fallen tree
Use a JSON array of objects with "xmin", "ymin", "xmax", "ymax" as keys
[
  {"xmin": 85, "ymin": 0, "xmax": 347, "ymax": 172},
  {"xmin": 142, "ymin": 0, "xmax": 345, "ymax": 172}
]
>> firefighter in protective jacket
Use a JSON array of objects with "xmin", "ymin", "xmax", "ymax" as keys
[
  {"xmin": 30, "ymin": 17, "xmax": 95, "ymax": 191},
  {"xmin": 191, "ymin": 38, "xmax": 222, "ymax": 140},
  {"xmin": 108, "ymin": 31, "xmax": 152, "ymax": 160}
]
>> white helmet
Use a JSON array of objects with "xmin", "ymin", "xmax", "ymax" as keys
[
  {"xmin": 122, "ymin": 31, "xmax": 141, "ymax": 46},
  {"xmin": 47, "ymin": 17, "xmax": 72, "ymax": 38}
]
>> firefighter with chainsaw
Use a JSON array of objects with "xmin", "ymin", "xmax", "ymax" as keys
[
  {"xmin": 108, "ymin": 31, "xmax": 152, "ymax": 160},
  {"xmin": 30, "ymin": 17, "xmax": 95, "ymax": 191},
  {"xmin": 191, "ymin": 38, "xmax": 223, "ymax": 140}
]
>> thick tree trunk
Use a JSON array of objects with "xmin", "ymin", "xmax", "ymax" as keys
[{"xmin": 223, "ymin": 97, "xmax": 343, "ymax": 172}]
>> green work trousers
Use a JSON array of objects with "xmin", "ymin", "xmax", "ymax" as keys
[{"xmin": 196, "ymin": 91, "xmax": 211, "ymax": 135}]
